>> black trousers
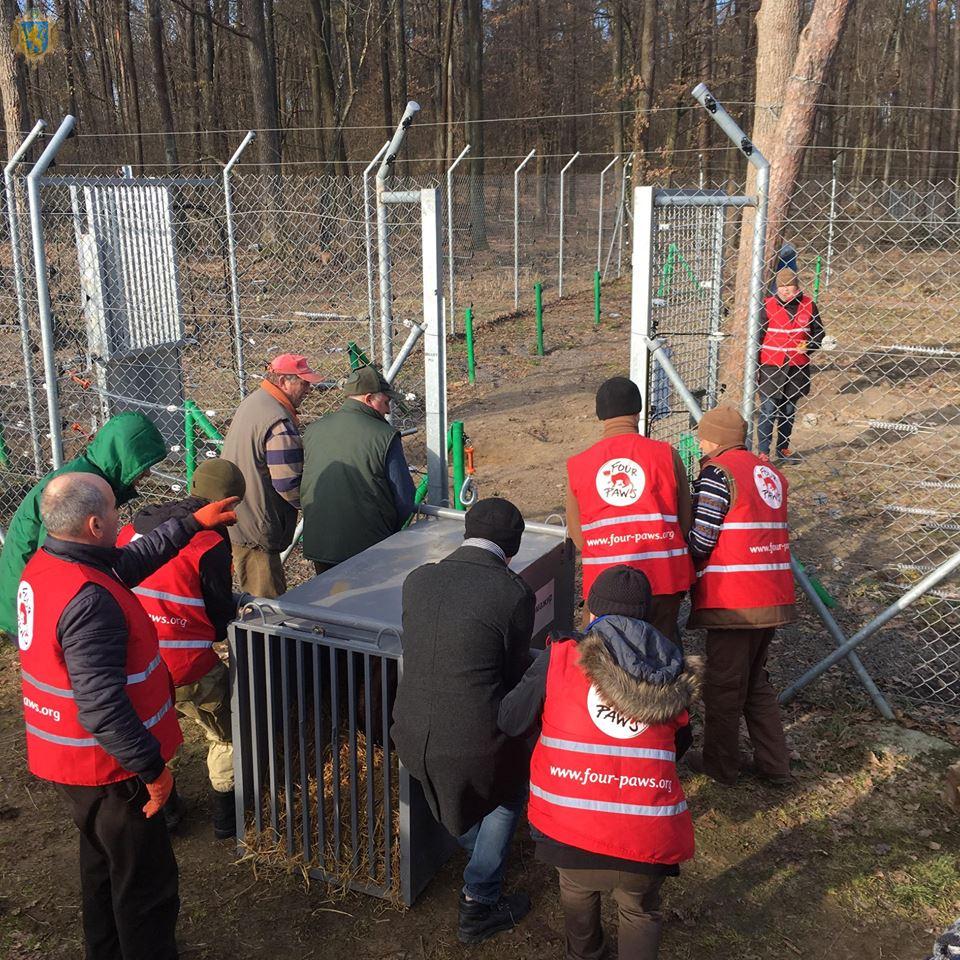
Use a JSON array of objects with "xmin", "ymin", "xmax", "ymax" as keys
[{"xmin": 57, "ymin": 778, "xmax": 179, "ymax": 960}]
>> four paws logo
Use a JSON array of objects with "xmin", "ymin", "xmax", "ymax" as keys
[
  {"xmin": 587, "ymin": 685, "xmax": 647, "ymax": 739},
  {"xmin": 753, "ymin": 464, "xmax": 783, "ymax": 510},
  {"xmin": 595, "ymin": 458, "xmax": 645, "ymax": 506},
  {"xmin": 17, "ymin": 582, "xmax": 34, "ymax": 652}
]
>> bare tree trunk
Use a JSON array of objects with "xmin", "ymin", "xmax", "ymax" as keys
[
  {"xmin": 58, "ymin": 0, "xmax": 79, "ymax": 117},
  {"xmin": 463, "ymin": 0, "xmax": 486, "ymax": 247},
  {"xmin": 201, "ymin": 0, "xmax": 225, "ymax": 161},
  {"xmin": 632, "ymin": 0, "xmax": 656, "ymax": 183},
  {"xmin": 379, "ymin": 0, "xmax": 394, "ymax": 130},
  {"xmin": 953, "ymin": 0, "xmax": 960, "ymax": 203},
  {"xmin": 764, "ymin": 0, "xmax": 855, "ymax": 265},
  {"xmin": 435, "ymin": 0, "xmax": 455, "ymax": 173},
  {"xmin": 188, "ymin": 6, "xmax": 203, "ymax": 166},
  {"xmin": 726, "ymin": 0, "xmax": 799, "ymax": 391},
  {"xmin": 612, "ymin": 0, "xmax": 625, "ymax": 170},
  {"xmin": 0, "ymin": 0, "xmax": 26, "ymax": 158},
  {"xmin": 146, "ymin": 0, "xmax": 179, "ymax": 166},
  {"xmin": 696, "ymin": 0, "xmax": 713, "ymax": 178},
  {"xmin": 307, "ymin": 0, "xmax": 344, "ymax": 173},
  {"xmin": 882, "ymin": 0, "xmax": 905, "ymax": 188}
]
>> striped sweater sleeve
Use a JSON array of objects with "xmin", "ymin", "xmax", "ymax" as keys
[
  {"xmin": 688, "ymin": 464, "xmax": 731, "ymax": 560},
  {"xmin": 264, "ymin": 418, "xmax": 304, "ymax": 509}
]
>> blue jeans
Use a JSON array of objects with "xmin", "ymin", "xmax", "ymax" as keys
[
  {"xmin": 757, "ymin": 392, "xmax": 796, "ymax": 456},
  {"xmin": 457, "ymin": 797, "xmax": 526, "ymax": 904}
]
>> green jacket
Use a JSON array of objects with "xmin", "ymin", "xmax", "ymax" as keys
[
  {"xmin": 0, "ymin": 411, "xmax": 167, "ymax": 637},
  {"xmin": 301, "ymin": 399, "xmax": 399, "ymax": 565}
]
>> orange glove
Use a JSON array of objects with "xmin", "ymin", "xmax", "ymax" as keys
[
  {"xmin": 142, "ymin": 767, "xmax": 174, "ymax": 818},
  {"xmin": 193, "ymin": 496, "xmax": 241, "ymax": 529}
]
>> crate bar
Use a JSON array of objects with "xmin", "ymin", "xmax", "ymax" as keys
[
  {"xmin": 381, "ymin": 656, "xmax": 393, "ymax": 890},
  {"xmin": 280, "ymin": 639, "xmax": 295, "ymax": 855},
  {"xmin": 363, "ymin": 653, "xmax": 376, "ymax": 878},
  {"xmin": 297, "ymin": 638, "xmax": 312, "ymax": 864},
  {"xmin": 329, "ymin": 646, "xmax": 342, "ymax": 861},
  {"xmin": 312, "ymin": 645, "xmax": 327, "ymax": 866},
  {"xmin": 4, "ymin": 119, "xmax": 46, "ymax": 476},
  {"xmin": 347, "ymin": 652, "xmax": 360, "ymax": 868},
  {"xmin": 264, "ymin": 638, "xmax": 280, "ymax": 838},
  {"xmin": 246, "ymin": 630, "xmax": 264, "ymax": 833}
]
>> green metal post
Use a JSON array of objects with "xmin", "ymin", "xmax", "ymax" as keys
[
  {"xmin": 348, "ymin": 341, "xmax": 371, "ymax": 370},
  {"xmin": 795, "ymin": 557, "xmax": 836, "ymax": 608},
  {"xmin": 656, "ymin": 243, "xmax": 678, "ymax": 298},
  {"xmin": 593, "ymin": 270, "xmax": 601, "ymax": 326},
  {"xmin": 534, "ymin": 282, "xmax": 544, "ymax": 357},
  {"xmin": 402, "ymin": 473, "xmax": 431, "ymax": 528},
  {"xmin": 812, "ymin": 254, "xmax": 823, "ymax": 304},
  {"xmin": 184, "ymin": 406, "xmax": 196, "ymax": 488},
  {"xmin": 185, "ymin": 400, "xmax": 224, "ymax": 444},
  {"xmin": 676, "ymin": 432, "xmax": 701, "ymax": 479},
  {"xmin": 465, "ymin": 306, "xmax": 476, "ymax": 385},
  {"xmin": 451, "ymin": 420, "xmax": 466, "ymax": 510},
  {"xmin": 0, "ymin": 426, "xmax": 9, "ymax": 468}
]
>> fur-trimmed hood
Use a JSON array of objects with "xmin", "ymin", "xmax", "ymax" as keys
[{"xmin": 577, "ymin": 616, "xmax": 704, "ymax": 726}]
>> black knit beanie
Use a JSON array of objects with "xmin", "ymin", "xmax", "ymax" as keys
[
  {"xmin": 595, "ymin": 377, "xmax": 642, "ymax": 421},
  {"xmin": 587, "ymin": 565, "xmax": 652, "ymax": 619},
  {"xmin": 464, "ymin": 497, "xmax": 525, "ymax": 557}
]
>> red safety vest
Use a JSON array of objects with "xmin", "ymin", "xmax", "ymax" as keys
[
  {"xmin": 528, "ymin": 637, "xmax": 694, "ymax": 864},
  {"xmin": 567, "ymin": 433, "xmax": 694, "ymax": 600},
  {"xmin": 759, "ymin": 295, "xmax": 814, "ymax": 368},
  {"xmin": 17, "ymin": 549, "xmax": 182, "ymax": 786},
  {"xmin": 692, "ymin": 448, "xmax": 795, "ymax": 611},
  {"xmin": 116, "ymin": 523, "xmax": 222, "ymax": 687}
]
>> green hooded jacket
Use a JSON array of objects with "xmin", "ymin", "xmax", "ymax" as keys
[{"xmin": 0, "ymin": 411, "xmax": 167, "ymax": 638}]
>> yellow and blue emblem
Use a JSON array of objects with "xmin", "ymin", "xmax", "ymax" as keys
[{"xmin": 11, "ymin": 8, "xmax": 58, "ymax": 63}]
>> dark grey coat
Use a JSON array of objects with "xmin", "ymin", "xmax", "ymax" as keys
[{"xmin": 391, "ymin": 545, "xmax": 536, "ymax": 837}]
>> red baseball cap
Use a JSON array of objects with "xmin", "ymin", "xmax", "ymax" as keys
[{"xmin": 268, "ymin": 353, "xmax": 323, "ymax": 384}]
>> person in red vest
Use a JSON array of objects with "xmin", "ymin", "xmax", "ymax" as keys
[
  {"xmin": 499, "ymin": 565, "xmax": 701, "ymax": 960},
  {"xmin": 117, "ymin": 458, "xmax": 246, "ymax": 840},
  {"xmin": 756, "ymin": 268, "xmax": 824, "ymax": 462},
  {"xmin": 566, "ymin": 376, "xmax": 694, "ymax": 641},
  {"xmin": 683, "ymin": 406, "xmax": 795, "ymax": 787},
  {"xmin": 16, "ymin": 471, "xmax": 238, "ymax": 960}
]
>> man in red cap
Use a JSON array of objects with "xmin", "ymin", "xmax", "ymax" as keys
[{"xmin": 222, "ymin": 353, "xmax": 322, "ymax": 597}]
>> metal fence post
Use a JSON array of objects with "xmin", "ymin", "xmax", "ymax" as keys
[
  {"xmin": 446, "ymin": 144, "xmax": 470, "ymax": 336},
  {"xmin": 420, "ymin": 187, "xmax": 448, "ymax": 506},
  {"xmin": 377, "ymin": 102, "xmax": 422, "ymax": 372},
  {"xmin": 364, "ymin": 140, "xmax": 390, "ymax": 360},
  {"xmin": 617, "ymin": 154, "xmax": 633, "ymax": 278},
  {"xmin": 514, "ymin": 149, "xmax": 536, "ymax": 311},
  {"xmin": 597, "ymin": 155, "xmax": 619, "ymax": 275},
  {"xmin": 706, "ymin": 205, "xmax": 726, "ymax": 408},
  {"xmin": 630, "ymin": 186, "xmax": 656, "ymax": 437},
  {"xmin": 691, "ymin": 84, "xmax": 769, "ymax": 438},
  {"xmin": 825, "ymin": 157, "xmax": 838, "ymax": 289},
  {"xmin": 5, "ymin": 119, "xmax": 46, "ymax": 476},
  {"xmin": 557, "ymin": 151, "xmax": 580, "ymax": 298},
  {"xmin": 224, "ymin": 130, "xmax": 256, "ymax": 398},
  {"xmin": 27, "ymin": 114, "xmax": 76, "ymax": 469}
]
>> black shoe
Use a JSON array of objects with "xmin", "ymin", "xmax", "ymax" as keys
[
  {"xmin": 211, "ymin": 789, "xmax": 237, "ymax": 840},
  {"xmin": 458, "ymin": 891, "xmax": 531, "ymax": 944},
  {"xmin": 163, "ymin": 786, "xmax": 186, "ymax": 833}
]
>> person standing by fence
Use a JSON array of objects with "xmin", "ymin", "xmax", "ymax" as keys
[
  {"xmin": 221, "ymin": 354, "xmax": 322, "ymax": 597},
  {"xmin": 566, "ymin": 377, "xmax": 694, "ymax": 642},
  {"xmin": 300, "ymin": 365, "xmax": 416, "ymax": 574},
  {"xmin": 499, "ymin": 565, "xmax": 700, "ymax": 960},
  {"xmin": 392, "ymin": 498, "xmax": 535, "ymax": 944},
  {"xmin": 683, "ymin": 406, "xmax": 795, "ymax": 787},
  {"xmin": 16, "ymin": 472, "xmax": 238, "ymax": 960},
  {"xmin": 116, "ymin": 458, "xmax": 247, "ymax": 840},
  {"xmin": 756, "ymin": 268, "xmax": 825, "ymax": 462}
]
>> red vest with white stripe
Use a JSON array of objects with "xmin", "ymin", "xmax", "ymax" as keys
[
  {"xmin": 528, "ymin": 638, "xmax": 694, "ymax": 864},
  {"xmin": 116, "ymin": 523, "xmax": 222, "ymax": 687},
  {"xmin": 759, "ymin": 295, "xmax": 814, "ymax": 368},
  {"xmin": 567, "ymin": 433, "xmax": 694, "ymax": 600},
  {"xmin": 17, "ymin": 549, "xmax": 182, "ymax": 786},
  {"xmin": 692, "ymin": 448, "xmax": 795, "ymax": 611}
]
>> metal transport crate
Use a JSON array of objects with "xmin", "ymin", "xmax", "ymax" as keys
[{"xmin": 230, "ymin": 506, "xmax": 575, "ymax": 905}]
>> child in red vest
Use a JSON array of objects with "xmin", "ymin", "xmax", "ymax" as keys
[{"xmin": 499, "ymin": 565, "xmax": 702, "ymax": 960}]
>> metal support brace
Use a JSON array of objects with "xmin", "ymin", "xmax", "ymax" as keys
[
  {"xmin": 28, "ymin": 115, "xmax": 76, "ymax": 469},
  {"xmin": 385, "ymin": 321, "xmax": 425, "ymax": 383},
  {"xmin": 224, "ymin": 130, "xmax": 256, "ymax": 398},
  {"xmin": 5, "ymin": 119, "xmax": 46, "ymax": 476},
  {"xmin": 644, "ymin": 334, "xmax": 895, "ymax": 719}
]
